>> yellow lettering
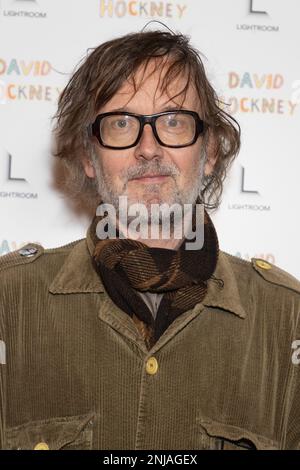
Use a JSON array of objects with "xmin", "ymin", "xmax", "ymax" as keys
[
  {"xmin": 241, "ymin": 97, "xmax": 249, "ymax": 112},
  {"xmin": 20, "ymin": 61, "xmax": 34, "ymax": 76},
  {"xmin": 100, "ymin": 0, "xmax": 113, "ymax": 17},
  {"xmin": 129, "ymin": 1, "xmax": 137, "ymax": 15}
]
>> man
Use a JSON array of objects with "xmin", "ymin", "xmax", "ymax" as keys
[{"xmin": 1, "ymin": 30, "xmax": 300, "ymax": 451}]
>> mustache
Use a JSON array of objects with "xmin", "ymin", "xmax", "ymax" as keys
[{"xmin": 124, "ymin": 162, "xmax": 180, "ymax": 182}]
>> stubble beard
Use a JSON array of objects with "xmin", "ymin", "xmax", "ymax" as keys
[{"xmin": 91, "ymin": 148, "xmax": 206, "ymax": 232}]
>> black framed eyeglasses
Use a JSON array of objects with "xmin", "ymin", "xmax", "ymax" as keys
[{"xmin": 87, "ymin": 110, "xmax": 206, "ymax": 150}]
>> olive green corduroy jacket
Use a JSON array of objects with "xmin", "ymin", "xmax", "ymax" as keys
[{"xmin": 1, "ymin": 226, "xmax": 300, "ymax": 450}]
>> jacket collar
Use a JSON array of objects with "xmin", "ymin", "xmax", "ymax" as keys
[
  {"xmin": 49, "ymin": 225, "xmax": 105, "ymax": 294},
  {"xmin": 49, "ymin": 221, "xmax": 246, "ymax": 319}
]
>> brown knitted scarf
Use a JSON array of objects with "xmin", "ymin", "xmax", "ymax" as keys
[{"xmin": 91, "ymin": 201, "xmax": 219, "ymax": 350}]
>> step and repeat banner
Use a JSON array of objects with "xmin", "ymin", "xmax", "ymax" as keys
[{"xmin": 0, "ymin": 0, "xmax": 299, "ymax": 277}]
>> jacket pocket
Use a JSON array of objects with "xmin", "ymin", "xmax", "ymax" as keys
[
  {"xmin": 5, "ymin": 412, "xmax": 95, "ymax": 450},
  {"xmin": 197, "ymin": 417, "xmax": 279, "ymax": 450}
]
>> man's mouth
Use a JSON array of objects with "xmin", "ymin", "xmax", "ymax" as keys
[{"xmin": 130, "ymin": 174, "xmax": 171, "ymax": 183}]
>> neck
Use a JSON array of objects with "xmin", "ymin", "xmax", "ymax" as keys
[{"xmin": 135, "ymin": 236, "xmax": 183, "ymax": 250}]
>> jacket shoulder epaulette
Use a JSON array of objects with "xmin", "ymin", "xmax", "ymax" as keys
[
  {"xmin": 0, "ymin": 243, "xmax": 44, "ymax": 273},
  {"xmin": 251, "ymin": 258, "xmax": 300, "ymax": 295}
]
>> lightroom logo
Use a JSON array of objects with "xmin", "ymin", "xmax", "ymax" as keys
[
  {"xmin": 2, "ymin": 0, "xmax": 47, "ymax": 18},
  {"xmin": 237, "ymin": 0, "xmax": 278, "ymax": 32},
  {"xmin": 249, "ymin": 0, "xmax": 268, "ymax": 15}
]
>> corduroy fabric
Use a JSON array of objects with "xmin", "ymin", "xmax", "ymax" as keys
[{"xmin": 0, "ymin": 232, "xmax": 300, "ymax": 449}]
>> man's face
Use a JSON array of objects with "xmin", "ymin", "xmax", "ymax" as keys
[{"xmin": 84, "ymin": 60, "xmax": 209, "ymax": 213}]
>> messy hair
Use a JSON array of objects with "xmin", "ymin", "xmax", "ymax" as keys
[{"xmin": 54, "ymin": 30, "xmax": 240, "ymax": 211}]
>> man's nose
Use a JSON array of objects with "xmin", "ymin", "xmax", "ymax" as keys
[{"xmin": 134, "ymin": 123, "xmax": 163, "ymax": 161}]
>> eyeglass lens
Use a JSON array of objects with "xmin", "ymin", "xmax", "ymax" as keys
[{"xmin": 99, "ymin": 113, "xmax": 196, "ymax": 147}]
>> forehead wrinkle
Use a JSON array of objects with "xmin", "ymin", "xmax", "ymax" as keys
[
  {"xmin": 114, "ymin": 64, "xmax": 159, "ymax": 110},
  {"xmin": 105, "ymin": 61, "xmax": 200, "ymax": 113},
  {"xmin": 121, "ymin": 85, "xmax": 199, "ymax": 114}
]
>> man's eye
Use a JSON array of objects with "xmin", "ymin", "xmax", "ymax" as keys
[
  {"xmin": 168, "ymin": 119, "xmax": 179, "ymax": 127},
  {"xmin": 115, "ymin": 119, "xmax": 128, "ymax": 128}
]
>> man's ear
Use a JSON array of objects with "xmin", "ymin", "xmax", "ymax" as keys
[
  {"xmin": 82, "ymin": 157, "xmax": 96, "ymax": 178},
  {"xmin": 204, "ymin": 131, "xmax": 218, "ymax": 176}
]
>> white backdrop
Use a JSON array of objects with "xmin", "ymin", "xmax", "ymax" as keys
[{"xmin": 0, "ymin": 0, "xmax": 299, "ymax": 278}]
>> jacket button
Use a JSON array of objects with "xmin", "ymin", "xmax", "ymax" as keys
[
  {"xmin": 19, "ymin": 247, "xmax": 38, "ymax": 257},
  {"xmin": 146, "ymin": 357, "xmax": 158, "ymax": 375},
  {"xmin": 34, "ymin": 442, "xmax": 49, "ymax": 450},
  {"xmin": 255, "ymin": 260, "xmax": 271, "ymax": 270}
]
